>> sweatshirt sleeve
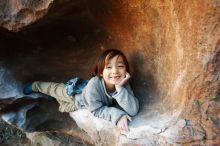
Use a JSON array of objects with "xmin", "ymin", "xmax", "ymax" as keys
[
  {"xmin": 90, "ymin": 102, "xmax": 127, "ymax": 125},
  {"xmin": 112, "ymin": 83, "xmax": 139, "ymax": 116},
  {"xmin": 84, "ymin": 79, "xmax": 127, "ymax": 125}
]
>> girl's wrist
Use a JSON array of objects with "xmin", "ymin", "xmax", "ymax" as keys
[{"xmin": 115, "ymin": 85, "xmax": 122, "ymax": 92}]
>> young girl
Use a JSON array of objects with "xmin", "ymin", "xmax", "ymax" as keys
[{"xmin": 23, "ymin": 49, "xmax": 139, "ymax": 131}]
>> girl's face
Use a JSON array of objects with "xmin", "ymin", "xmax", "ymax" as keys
[{"xmin": 101, "ymin": 55, "xmax": 126, "ymax": 90}]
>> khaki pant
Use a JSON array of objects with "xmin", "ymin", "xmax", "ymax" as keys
[{"xmin": 32, "ymin": 81, "xmax": 76, "ymax": 112}]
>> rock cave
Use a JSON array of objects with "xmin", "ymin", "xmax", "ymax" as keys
[{"xmin": 0, "ymin": 0, "xmax": 219, "ymax": 145}]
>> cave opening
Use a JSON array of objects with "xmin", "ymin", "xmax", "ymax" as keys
[{"xmin": 0, "ymin": 0, "xmax": 184, "ymax": 130}]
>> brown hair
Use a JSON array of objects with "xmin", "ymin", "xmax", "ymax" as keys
[{"xmin": 92, "ymin": 49, "xmax": 130, "ymax": 77}]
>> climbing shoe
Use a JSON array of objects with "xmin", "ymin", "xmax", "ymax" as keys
[
  {"xmin": 23, "ymin": 83, "xmax": 33, "ymax": 95},
  {"xmin": 47, "ymin": 96, "xmax": 54, "ymax": 101}
]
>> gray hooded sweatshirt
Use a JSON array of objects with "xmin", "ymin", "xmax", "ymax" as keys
[{"xmin": 74, "ymin": 76, "xmax": 139, "ymax": 125}]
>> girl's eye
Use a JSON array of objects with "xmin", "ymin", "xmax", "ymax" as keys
[
  {"xmin": 118, "ymin": 65, "xmax": 125, "ymax": 68},
  {"xmin": 106, "ymin": 66, "xmax": 112, "ymax": 69}
]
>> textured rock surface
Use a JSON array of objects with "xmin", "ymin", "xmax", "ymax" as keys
[
  {"xmin": 0, "ymin": 0, "xmax": 53, "ymax": 31},
  {"xmin": 0, "ymin": 0, "xmax": 220, "ymax": 145}
]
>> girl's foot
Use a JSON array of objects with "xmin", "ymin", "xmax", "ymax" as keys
[{"xmin": 23, "ymin": 83, "xmax": 33, "ymax": 95}]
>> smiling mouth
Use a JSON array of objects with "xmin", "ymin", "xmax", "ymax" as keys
[{"xmin": 110, "ymin": 76, "xmax": 121, "ymax": 79}]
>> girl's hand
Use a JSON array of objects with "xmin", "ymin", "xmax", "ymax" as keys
[
  {"xmin": 115, "ymin": 72, "xmax": 130, "ymax": 91},
  {"xmin": 116, "ymin": 115, "xmax": 132, "ymax": 132}
]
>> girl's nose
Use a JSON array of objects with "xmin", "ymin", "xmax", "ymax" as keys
[{"xmin": 112, "ymin": 66, "xmax": 118, "ymax": 73}]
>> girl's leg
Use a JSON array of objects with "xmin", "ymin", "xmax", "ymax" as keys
[{"xmin": 32, "ymin": 81, "xmax": 76, "ymax": 112}]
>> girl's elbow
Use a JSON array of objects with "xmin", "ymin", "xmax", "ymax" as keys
[
  {"xmin": 130, "ymin": 99, "xmax": 139, "ymax": 116},
  {"xmin": 129, "ymin": 106, "xmax": 139, "ymax": 116},
  {"xmin": 129, "ymin": 110, "xmax": 138, "ymax": 116}
]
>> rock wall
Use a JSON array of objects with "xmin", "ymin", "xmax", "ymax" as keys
[{"xmin": 0, "ymin": 0, "xmax": 219, "ymax": 145}]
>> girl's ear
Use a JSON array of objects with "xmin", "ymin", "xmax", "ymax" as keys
[{"xmin": 100, "ymin": 74, "xmax": 103, "ymax": 77}]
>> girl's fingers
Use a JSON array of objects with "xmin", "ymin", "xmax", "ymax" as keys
[
  {"xmin": 115, "ymin": 72, "xmax": 131, "ymax": 89},
  {"xmin": 124, "ymin": 124, "xmax": 128, "ymax": 131},
  {"xmin": 117, "ymin": 122, "xmax": 126, "ymax": 131},
  {"xmin": 118, "ymin": 122, "xmax": 125, "ymax": 131},
  {"xmin": 119, "ymin": 75, "xmax": 129, "ymax": 86},
  {"xmin": 122, "ymin": 118, "xmax": 128, "ymax": 131},
  {"xmin": 126, "ymin": 115, "xmax": 132, "ymax": 122},
  {"xmin": 116, "ymin": 115, "xmax": 131, "ymax": 132},
  {"xmin": 117, "ymin": 123, "xmax": 122, "ymax": 130},
  {"xmin": 125, "ymin": 72, "xmax": 131, "ymax": 79}
]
